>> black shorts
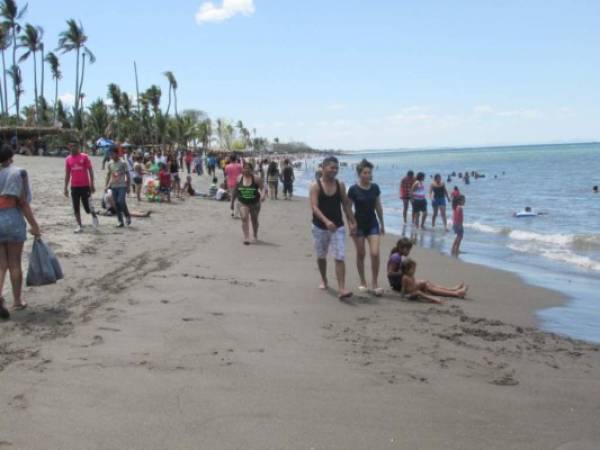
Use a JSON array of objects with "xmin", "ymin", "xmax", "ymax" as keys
[
  {"xmin": 412, "ymin": 199, "xmax": 427, "ymax": 213},
  {"xmin": 283, "ymin": 181, "xmax": 293, "ymax": 194},
  {"xmin": 133, "ymin": 176, "xmax": 143, "ymax": 185},
  {"xmin": 71, "ymin": 186, "xmax": 91, "ymax": 215}
]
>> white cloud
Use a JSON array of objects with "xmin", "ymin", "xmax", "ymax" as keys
[
  {"xmin": 195, "ymin": 0, "xmax": 255, "ymax": 25},
  {"xmin": 474, "ymin": 105, "xmax": 494, "ymax": 114},
  {"xmin": 327, "ymin": 103, "xmax": 346, "ymax": 111},
  {"xmin": 58, "ymin": 93, "xmax": 75, "ymax": 106},
  {"xmin": 496, "ymin": 109, "xmax": 540, "ymax": 119}
]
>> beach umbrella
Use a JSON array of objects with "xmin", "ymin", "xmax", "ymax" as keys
[{"xmin": 96, "ymin": 137, "xmax": 115, "ymax": 148}]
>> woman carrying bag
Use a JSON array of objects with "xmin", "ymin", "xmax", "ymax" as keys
[{"xmin": 0, "ymin": 145, "xmax": 41, "ymax": 319}]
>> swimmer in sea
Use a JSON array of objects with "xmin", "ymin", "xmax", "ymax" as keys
[
  {"xmin": 594, "ymin": 186, "xmax": 598, "ymax": 193},
  {"xmin": 513, "ymin": 206, "xmax": 547, "ymax": 217}
]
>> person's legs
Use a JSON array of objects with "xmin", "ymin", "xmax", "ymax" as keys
[
  {"xmin": 312, "ymin": 226, "xmax": 331, "ymax": 288},
  {"xmin": 0, "ymin": 243, "xmax": 8, "ymax": 298},
  {"xmin": 6, "ymin": 242, "xmax": 25, "ymax": 307},
  {"xmin": 402, "ymin": 199, "xmax": 409, "ymax": 223},
  {"xmin": 431, "ymin": 204, "xmax": 438, "ymax": 227},
  {"xmin": 71, "ymin": 188, "xmax": 82, "ymax": 226},
  {"xmin": 249, "ymin": 204, "xmax": 260, "ymax": 240},
  {"xmin": 424, "ymin": 281, "xmax": 466, "ymax": 298},
  {"xmin": 113, "ymin": 187, "xmax": 126, "ymax": 225},
  {"xmin": 352, "ymin": 235, "xmax": 367, "ymax": 287},
  {"xmin": 331, "ymin": 227, "xmax": 351, "ymax": 298},
  {"xmin": 317, "ymin": 258, "xmax": 328, "ymax": 288},
  {"xmin": 239, "ymin": 205, "xmax": 251, "ymax": 242},
  {"xmin": 81, "ymin": 187, "xmax": 92, "ymax": 215},
  {"xmin": 452, "ymin": 235, "xmax": 463, "ymax": 255},
  {"xmin": 335, "ymin": 259, "xmax": 347, "ymax": 295},
  {"xmin": 421, "ymin": 209, "xmax": 427, "ymax": 229},
  {"xmin": 366, "ymin": 234, "xmax": 381, "ymax": 290},
  {"xmin": 440, "ymin": 205, "xmax": 448, "ymax": 230}
]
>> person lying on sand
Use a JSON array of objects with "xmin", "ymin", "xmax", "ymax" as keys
[
  {"xmin": 101, "ymin": 189, "xmax": 151, "ymax": 218},
  {"xmin": 400, "ymin": 258, "xmax": 467, "ymax": 304}
]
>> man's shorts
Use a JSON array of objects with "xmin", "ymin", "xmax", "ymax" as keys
[{"xmin": 312, "ymin": 225, "xmax": 346, "ymax": 261}]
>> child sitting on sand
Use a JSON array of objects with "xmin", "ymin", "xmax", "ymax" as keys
[
  {"xmin": 400, "ymin": 258, "xmax": 467, "ymax": 304},
  {"xmin": 387, "ymin": 237, "xmax": 414, "ymax": 291}
]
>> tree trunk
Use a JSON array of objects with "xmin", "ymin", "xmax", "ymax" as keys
[
  {"xmin": 74, "ymin": 47, "xmax": 81, "ymax": 124},
  {"xmin": 0, "ymin": 63, "xmax": 3, "ymax": 115},
  {"xmin": 11, "ymin": 26, "xmax": 18, "ymax": 122},
  {"xmin": 40, "ymin": 46, "xmax": 45, "ymax": 102},
  {"xmin": 33, "ymin": 51, "xmax": 39, "ymax": 123},
  {"xmin": 166, "ymin": 85, "xmax": 171, "ymax": 116},
  {"xmin": 174, "ymin": 89, "xmax": 178, "ymax": 117},
  {"xmin": 78, "ymin": 53, "xmax": 86, "ymax": 119},
  {"xmin": 1, "ymin": 49, "xmax": 8, "ymax": 115},
  {"xmin": 53, "ymin": 76, "xmax": 58, "ymax": 123}
]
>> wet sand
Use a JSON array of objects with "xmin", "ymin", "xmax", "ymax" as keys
[{"xmin": 1, "ymin": 155, "xmax": 599, "ymax": 450}]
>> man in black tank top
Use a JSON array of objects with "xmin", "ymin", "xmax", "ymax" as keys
[{"xmin": 309, "ymin": 156, "xmax": 357, "ymax": 299}]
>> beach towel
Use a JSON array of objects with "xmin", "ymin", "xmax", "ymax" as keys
[{"xmin": 26, "ymin": 238, "xmax": 64, "ymax": 287}]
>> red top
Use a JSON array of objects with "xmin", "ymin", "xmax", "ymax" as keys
[
  {"xmin": 185, "ymin": 151, "xmax": 193, "ymax": 163},
  {"xmin": 453, "ymin": 205, "xmax": 463, "ymax": 226},
  {"xmin": 400, "ymin": 176, "xmax": 414, "ymax": 199},
  {"xmin": 159, "ymin": 170, "xmax": 171, "ymax": 187},
  {"xmin": 65, "ymin": 153, "xmax": 92, "ymax": 187}
]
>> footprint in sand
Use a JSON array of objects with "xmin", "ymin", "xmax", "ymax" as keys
[
  {"xmin": 91, "ymin": 335, "xmax": 104, "ymax": 346},
  {"xmin": 489, "ymin": 372, "xmax": 519, "ymax": 386}
]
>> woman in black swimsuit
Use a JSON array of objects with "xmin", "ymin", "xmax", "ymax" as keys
[
  {"xmin": 232, "ymin": 162, "xmax": 265, "ymax": 244},
  {"xmin": 429, "ymin": 174, "xmax": 451, "ymax": 230}
]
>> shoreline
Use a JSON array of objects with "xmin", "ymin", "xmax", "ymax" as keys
[{"xmin": 1, "ymin": 155, "xmax": 599, "ymax": 449}]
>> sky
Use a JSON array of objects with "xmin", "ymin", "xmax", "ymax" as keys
[{"xmin": 10, "ymin": 0, "xmax": 600, "ymax": 150}]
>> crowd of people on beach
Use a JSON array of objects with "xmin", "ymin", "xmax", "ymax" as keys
[{"xmin": 0, "ymin": 140, "xmax": 472, "ymax": 320}]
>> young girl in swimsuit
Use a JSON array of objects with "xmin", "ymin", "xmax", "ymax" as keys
[{"xmin": 401, "ymin": 258, "xmax": 467, "ymax": 304}]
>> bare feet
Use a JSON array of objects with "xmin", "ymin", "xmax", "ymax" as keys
[
  {"xmin": 319, "ymin": 280, "xmax": 328, "ymax": 290},
  {"xmin": 338, "ymin": 290, "xmax": 353, "ymax": 299}
]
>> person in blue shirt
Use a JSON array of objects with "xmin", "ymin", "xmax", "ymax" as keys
[{"xmin": 347, "ymin": 159, "xmax": 385, "ymax": 296}]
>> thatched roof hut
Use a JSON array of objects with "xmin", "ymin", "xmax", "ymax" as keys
[{"xmin": 0, "ymin": 126, "xmax": 80, "ymax": 140}]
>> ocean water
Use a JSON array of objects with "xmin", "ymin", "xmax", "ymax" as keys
[{"xmin": 293, "ymin": 143, "xmax": 600, "ymax": 343}]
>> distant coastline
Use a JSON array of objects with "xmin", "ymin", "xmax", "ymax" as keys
[{"xmin": 333, "ymin": 141, "xmax": 600, "ymax": 155}]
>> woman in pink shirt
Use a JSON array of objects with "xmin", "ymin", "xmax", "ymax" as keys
[
  {"xmin": 224, "ymin": 155, "xmax": 243, "ymax": 217},
  {"xmin": 64, "ymin": 143, "xmax": 98, "ymax": 233}
]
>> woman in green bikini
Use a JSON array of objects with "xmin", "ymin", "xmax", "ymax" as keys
[{"xmin": 231, "ymin": 162, "xmax": 266, "ymax": 244}]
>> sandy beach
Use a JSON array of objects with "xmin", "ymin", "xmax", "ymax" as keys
[{"xmin": 1, "ymin": 155, "xmax": 599, "ymax": 450}]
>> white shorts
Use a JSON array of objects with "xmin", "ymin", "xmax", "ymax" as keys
[{"xmin": 312, "ymin": 225, "xmax": 346, "ymax": 261}]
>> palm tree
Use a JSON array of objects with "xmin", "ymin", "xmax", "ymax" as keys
[
  {"xmin": 6, "ymin": 63, "xmax": 22, "ymax": 120},
  {"xmin": 0, "ymin": 0, "xmax": 26, "ymax": 117},
  {"xmin": 57, "ymin": 19, "xmax": 93, "ymax": 127},
  {"xmin": 44, "ymin": 51, "xmax": 60, "ymax": 123},
  {"xmin": 86, "ymin": 98, "xmax": 109, "ymax": 139},
  {"xmin": 0, "ymin": 23, "xmax": 9, "ymax": 115},
  {"xmin": 18, "ymin": 23, "xmax": 43, "ymax": 122},
  {"xmin": 163, "ymin": 71, "xmax": 178, "ymax": 117}
]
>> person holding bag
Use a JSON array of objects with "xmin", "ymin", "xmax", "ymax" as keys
[{"xmin": 0, "ymin": 145, "xmax": 41, "ymax": 319}]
